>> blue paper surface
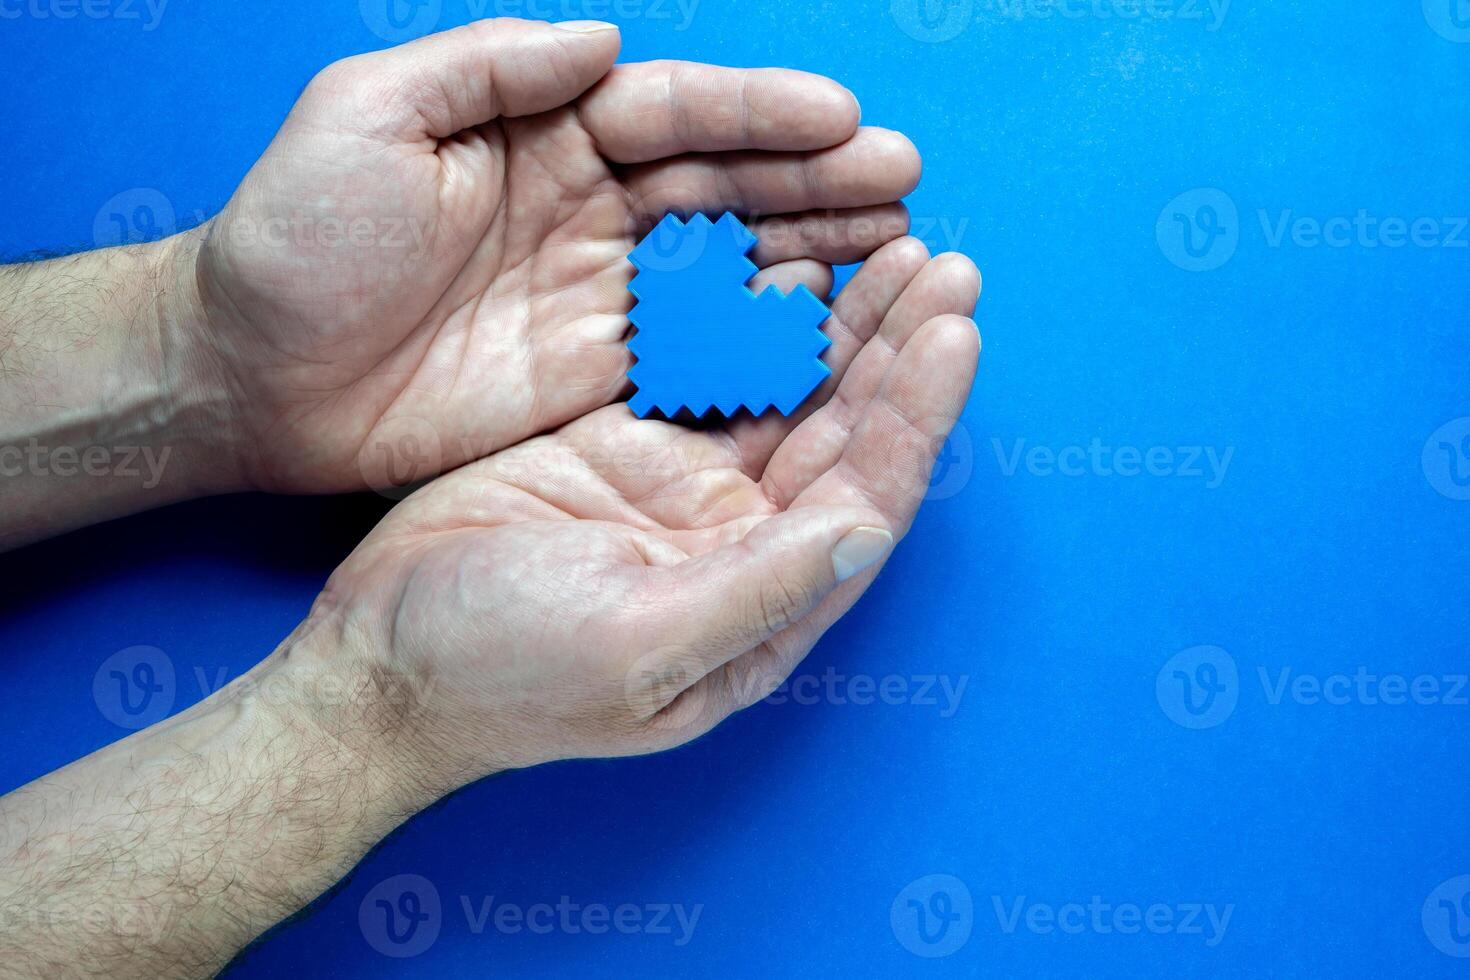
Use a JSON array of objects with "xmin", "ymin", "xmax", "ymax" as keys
[{"xmin": 2, "ymin": 2, "xmax": 1468, "ymax": 976}]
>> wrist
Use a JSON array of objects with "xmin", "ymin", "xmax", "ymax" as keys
[
  {"xmin": 237, "ymin": 607, "xmax": 453, "ymax": 815},
  {"xmin": 129, "ymin": 615, "xmax": 442, "ymax": 926},
  {"xmin": 149, "ymin": 225, "xmax": 253, "ymax": 499},
  {"xmin": 0, "ymin": 234, "xmax": 248, "ymax": 547}
]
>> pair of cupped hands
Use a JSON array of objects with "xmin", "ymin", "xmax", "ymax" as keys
[{"xmin": 179, "ymin": 18, "xmax": 979, "ymax": 795}]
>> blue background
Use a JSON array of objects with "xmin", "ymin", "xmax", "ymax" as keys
[{"xmin": 3, "ymin": 0, "xmax": 1468, "ymax": 975}]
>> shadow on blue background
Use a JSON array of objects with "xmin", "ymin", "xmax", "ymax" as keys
[{"xmin": 2, "ymin": 0, "xmax": 1469, "ymax": 976}]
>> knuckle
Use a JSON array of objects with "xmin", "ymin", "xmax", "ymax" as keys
[
  {"xmin": 635, "ymin": 676, "xmax": 727, "ymax": 751},
  {"xmin": 308, "ymin": 57, "xmax": 364, "ymax": 96},
  {"xmin": 302, "ymin": 56, "xmax": 400, "ymax": 130},
  {"xmin": 752, "ymin": 569, "xmax": 817, "ymax": 636},
  {"xmin": 730, "ymin": 659, "xmax": 783, "ymax": 711}
]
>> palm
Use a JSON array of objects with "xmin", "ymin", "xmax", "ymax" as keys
[
  {"xmin": 333, "ymin": 238, "xmax": 980, "ymax": 761},
  {"xmin": 191, "ymin": 21, "xmax": 919, "ymax": 494},
  {"xmin": 201, "ymin": 110, "xmax": 640, "ymax": 493}
]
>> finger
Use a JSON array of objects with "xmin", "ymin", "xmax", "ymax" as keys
[
  {"xmin": 580, "ymin": 61, "xmax": 860, "ymax": 164},
  {"xmin": 749, "ymin": 204, "xmax": 911, "ymax": 266},
  {"xmin": 622, "ymin": 128, "xmax": 921, "ymax": 220},
  {"xmin": 828, "ymin": 236, "xmax": 934, "ymax": 356},
  {"xmin": 795, "ymin": 314, "xmax": 980, "ymax": 533},
  {"xmin": 867, "ymin": 251, "xmax": 982, "ymax": 356},
  {"xmin": 642, "ymin": 506, "xmax": 892, "ymax": 685},
  {"xmin": 302, "ymin": 18, "xmax": 621, "ymax": 139},
  {"xmin": 760, "ymin": 253, "xmax": 979, "ymax": 506},
  {"xmin": 721, "ymin": 237, "xmax": 932, "ymax": 475},
  {"xmin": 701, "ymin": 316, "xmax": 981, "ymax": 703},
  {"xmin": 747, "ymin": 259, "xmax": 833, "ymax": 300}
]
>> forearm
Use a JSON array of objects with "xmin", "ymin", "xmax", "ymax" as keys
[
  {"xmin": 0, "ymin": 230, "xmax": 243, "ymax": 550},
  {"xmin": 0, "ymin": 616, "xmax": 429, "ymax": 979}
]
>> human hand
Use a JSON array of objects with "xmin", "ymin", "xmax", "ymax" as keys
[
  {"xmin": 290, "ymin": 239, "xmax": 979, "ymax": 792},
  {"xmin": 178, "ymin": 17, "xmax": 919, "ymax": 493},
  {"xmin": 0, "ymin": 235, "xmax": 975, "ymax": 980}
]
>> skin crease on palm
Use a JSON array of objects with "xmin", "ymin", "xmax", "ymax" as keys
[{"xmin": 183, "ymin": 17, "xmax": 939, "ymax": 493}]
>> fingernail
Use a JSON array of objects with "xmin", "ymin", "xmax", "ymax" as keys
[
  {"xmin": 555, "ymin": 19, "xmax": 618, "ymax": 32},
  {"xmin": 832, "ymin": 527, "xmax": 893, "ymax": 584}
]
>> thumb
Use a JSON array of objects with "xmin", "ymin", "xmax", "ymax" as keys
[
  {"xmin": 658, "ymin": 507, "xmax": 895, "ymax": 677},
  {"xmin": 302, "ymin": 18, "xmax": 621, "ymax": 139}
]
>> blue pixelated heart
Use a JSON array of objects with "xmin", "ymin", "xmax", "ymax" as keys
[{"xmin": 626, "ymin": 213, "xmax": 832, "ymax": 419}]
